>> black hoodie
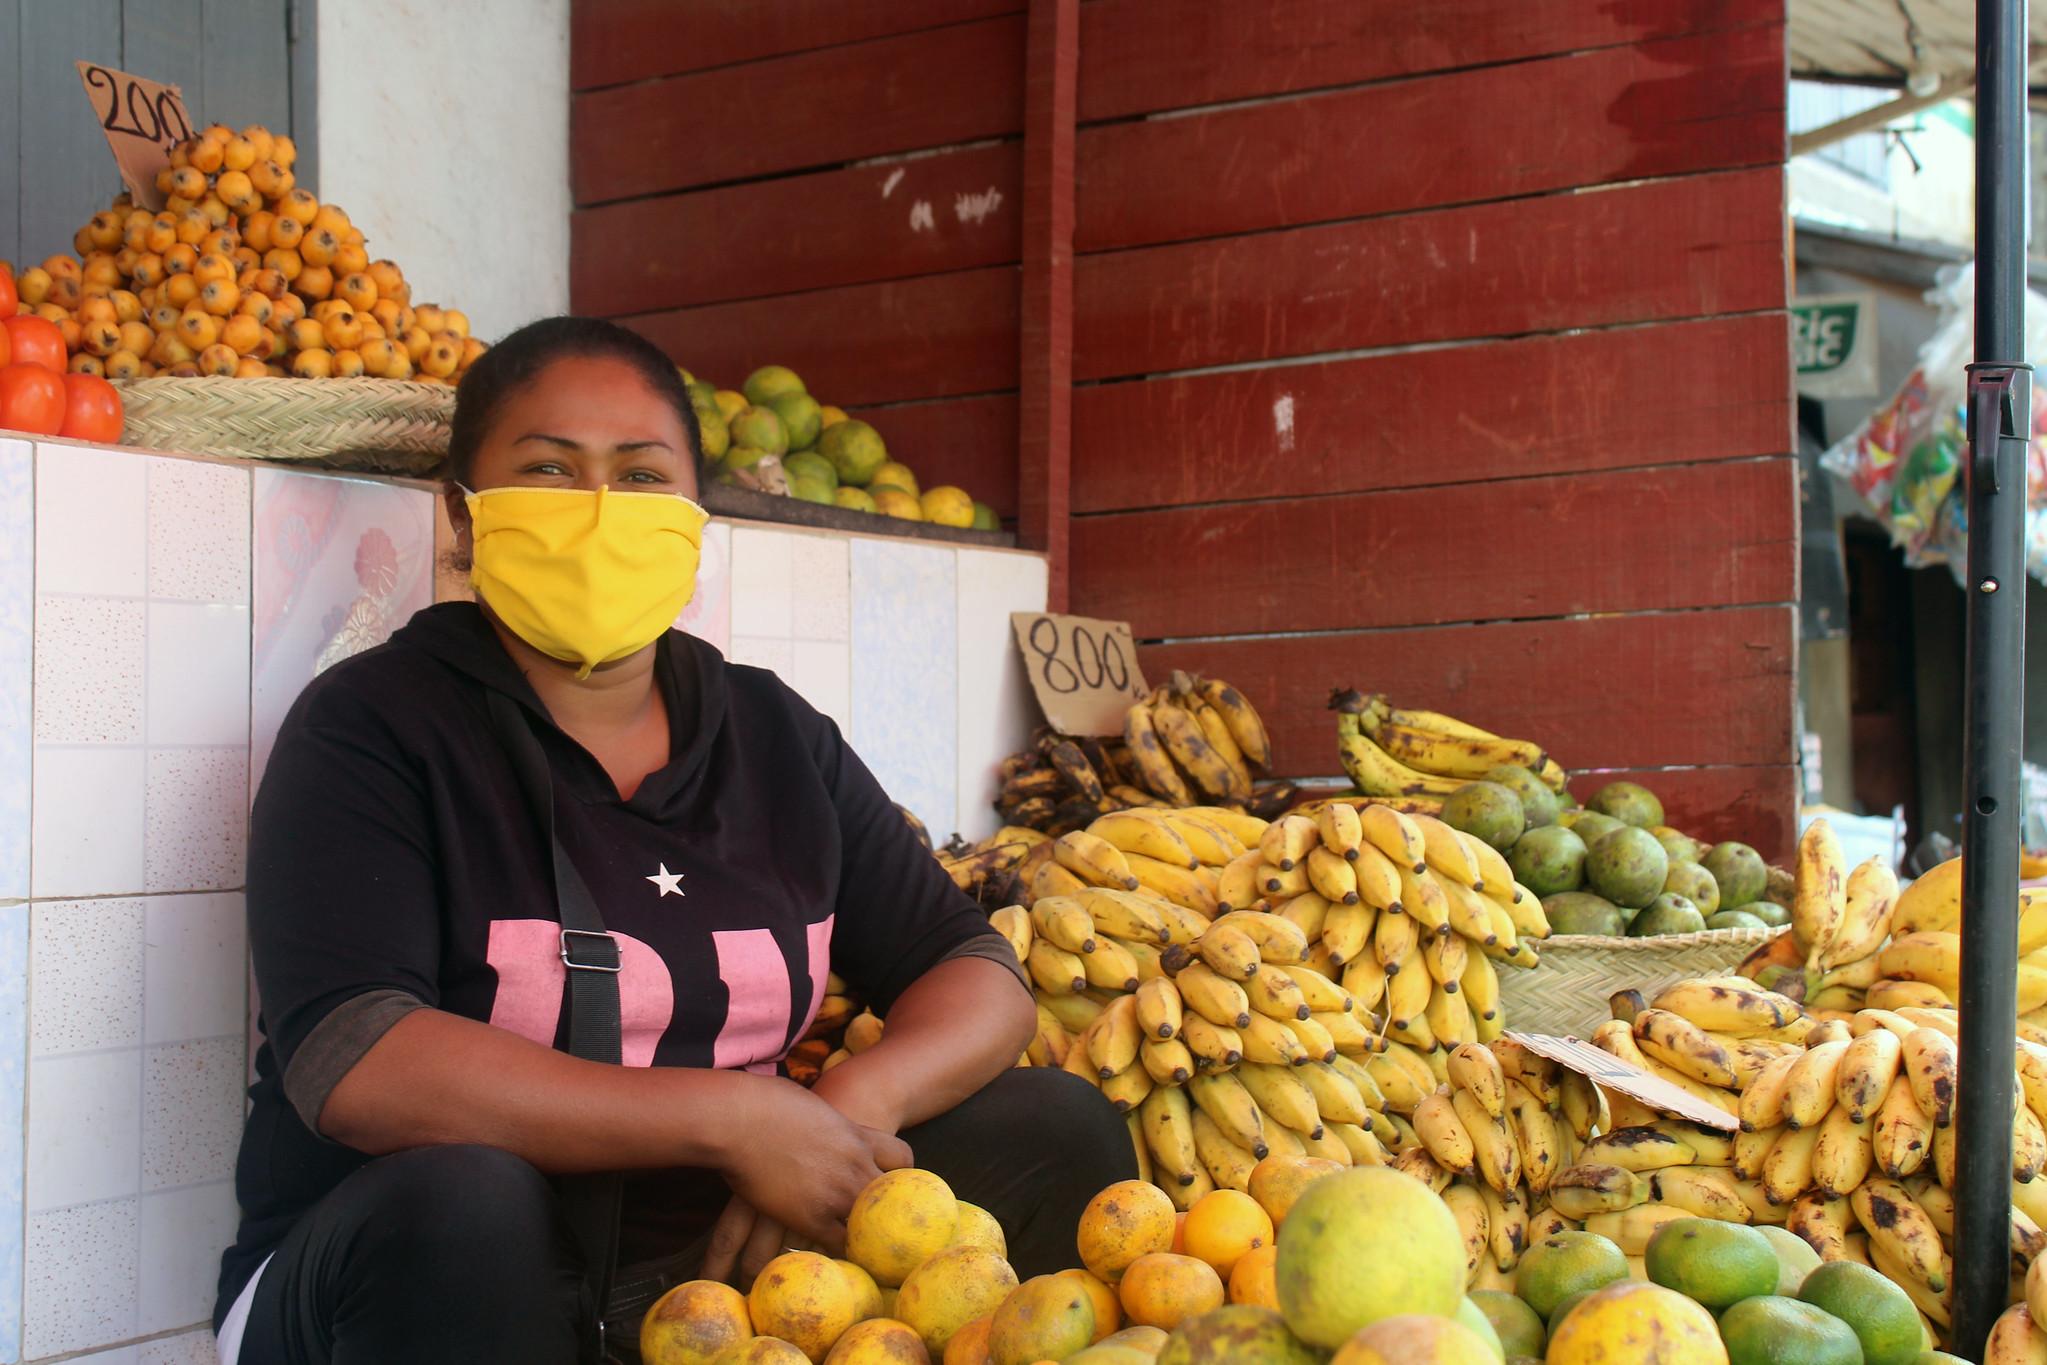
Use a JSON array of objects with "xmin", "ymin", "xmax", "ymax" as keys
[{"xmin": 218, "ymin": 603, "xmax": 1014, "ymax": 1316}]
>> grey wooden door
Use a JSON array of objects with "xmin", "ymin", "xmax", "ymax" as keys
[{"xmin": 2, "ymin": 0, "xmax": 314, "ymax": 270}]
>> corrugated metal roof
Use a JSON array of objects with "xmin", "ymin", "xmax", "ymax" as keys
[{"xmin": 1792, "ymin": 0, "xmax": 2046, "ymax": 92}]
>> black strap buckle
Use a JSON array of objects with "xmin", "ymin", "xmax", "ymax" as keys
[{"xmin": 560, "ymin": 928, "xmax": 623, "ymax": 973}]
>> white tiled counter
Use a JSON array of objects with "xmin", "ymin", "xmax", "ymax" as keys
[{"xmin": 0, "ymin": 436, "xmax": 1046, "ymax": 1363}]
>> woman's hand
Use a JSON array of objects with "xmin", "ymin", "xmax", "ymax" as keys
[{"xmin": 713, "ymin": 1078, "xmax": 910, "ymax": 1265}]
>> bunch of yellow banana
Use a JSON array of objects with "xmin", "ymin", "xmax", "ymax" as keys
[
  {"xmin": 997, "ymin": 795, "xmax": 1560, "ymax": 1212},
  {"xmin": 1741, "ymin": 821, "xmax": 2047, "ymax": 1027},
  {"xmin": 1329, "ymin": 689, "xmax": 1568, "ymax": 800},
  {"xmin": 1623, "ymin": 972, "xmax": 2047, "ymax": 1341},
  {"xmin": 1120, "ymin": 671, "xmax": 1278, "ymax": 808},
  {"xmin": 1406, "ymin": 1039, "xmax": 1608, "ymax": 1291}
]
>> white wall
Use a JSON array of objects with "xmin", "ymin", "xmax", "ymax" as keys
[{"xmin": 316, "ymin": 0, "xmax": 571, "ymax": 344}]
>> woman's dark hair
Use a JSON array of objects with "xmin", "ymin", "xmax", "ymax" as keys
[{"xmin": 446, "ymin": 315, "xmax": 704, "ymax": 485}]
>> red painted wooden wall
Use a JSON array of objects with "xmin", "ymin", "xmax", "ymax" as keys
[{"xmin": 569, "ymin": 0, "xmax": 1799, "ymax": 859}]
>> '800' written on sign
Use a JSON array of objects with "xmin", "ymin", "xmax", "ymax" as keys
[{"xmin": 1010, "ymin": 613, "xmax": 1151, "ymax": 738}]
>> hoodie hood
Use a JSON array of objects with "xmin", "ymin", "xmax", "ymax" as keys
[{"xmin": 388, "ymin": 602, "xmax": 731, "ymax": 815}]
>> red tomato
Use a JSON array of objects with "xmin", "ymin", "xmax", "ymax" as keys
[
  {"xmin": 0, "ymin": 265, "xmax": 15, "ymax": 318},
  {"xmin": 0, "ymin": 364, "xmax": 67, "ymax": 435},
  {"xmin": 2, "ymin": 314, "xmax": 65, "ymax": 374},
  {"xmin": 58, "ymin": 372, "xmax": 124, "ymax": 444},
  {"xmin": 0, "ymin": 322, "xmax": 9, "ymax": 369}
]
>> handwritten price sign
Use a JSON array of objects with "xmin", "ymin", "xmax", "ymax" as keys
[
  {"xmin": 75, "ymin": 63, "xmax": 195, "ymax": 210},
  {"xmin": 1010, "ymin": 612, "xmax": 1151, "ymax": 737}
]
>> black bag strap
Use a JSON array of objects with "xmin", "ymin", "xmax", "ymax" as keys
[{"xmin": 485, "ymin": 690, "xmax": 624, "ymax": 1361}]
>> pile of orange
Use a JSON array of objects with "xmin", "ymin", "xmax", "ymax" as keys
[{"xmin": 2, "ymin": 122, "xmax": 484, "ymax": 386}]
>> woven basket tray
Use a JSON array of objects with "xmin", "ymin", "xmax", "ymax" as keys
[
  {"xmin": 111, "ymin": 377, "xmax": 454, "ymax": 477},
  {"xmin": 1499, "ymin": 925, "xmax": 1788, "ymax": 1037}
]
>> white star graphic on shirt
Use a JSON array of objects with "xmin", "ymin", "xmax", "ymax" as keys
[{"xmin": 646, "ymin": 864, "xmax": 685, "ymax": 898}]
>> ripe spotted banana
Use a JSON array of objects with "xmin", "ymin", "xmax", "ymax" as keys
[
  {"xmin": 1238, "ymin": 1062, "xmax": 1324, "ymax": 1139},
  {"xmin": 1813, "ymin": 856, "xmax": 1900, "ymax": 973},
  {"xmin": 1189, "ymin": 697, "xmax": 1255, "ymax": 799},
  {"xmin": 1783, "ymin": 1039, "xmax": 1852, "ymax": 1129},
  {"xmin": 1414, "ymin": 1088, "xmax": 1479, "ymax": 1178},
  {"xmin": 1139, "ymin": 1082, "xmax": 1200, "ymax": 1188},
  {"xmin": 1054, "ymin": 831, "xmax": 1139, "ymax": 892},
  {"xmin": 1314, "ymin": 802, "xmax": 1364, "ymax": 862},
  {"xmin": 1547, "ymin": 1162, "xmax": 1651, "ymax": 1219},
  {"xmin": 1359, "ymin": 803, "xmax": 1428, "ymax": 873},
  {"xmin": 1811, "ymin": 1105, "xmax": 1874, "ymax": 1197},
  {"xmin": 1193, "ymin": 677, "xmax": 1272, "ymax": 769},
  {"xmin": 1632, "ymin": 1010, "xmax": 1739, "ymax": 1090},
  {"xmin": 1122, "ymin": 703, "xmax": 1195, "ymax": 805},
  {"xmin": 1088, "ymin": 810, "xmax": 1199, "ymax": 869},
  {"xmin": 1651, "ymin": 978, "xmax": 1801, "ymax": 1035},
  {"xmin": 1851, "ymin": 1177, "xmax": 1950, "ymax": 1293},
  {"xmin": 1077, "ymin": 887, "xmax": 1169, "ymax": 945},
  {"xmin": 1442, "ymin": 1182, "xmax": 1490, "ymax": 1282},
  {"xmin": 1187, "ymin": 1071, "xmax": 1268, "ymax": 1157},
  {"xmin": 1836, "ymin": 1026, "xmax": 1904, "ymax": 1122},
  {"xmin": 1454, "ymin": 1087, "xmax": 1521, "ymax": 1193},
  {"xmin": 1873, "ymin": 1073, "xmax": 1934, "ymax": 1178},
  {"xmin": 1902, "ymin": 1026, "xmax": 1959, "ymax": 1126},
  {"xmin": 1189, "ymin": 1105, "xmax": 1258, "ymax": 1193},
  {"xmin": 1795, "ymin": 819, "xmax": 1848, "ymax": 970},
  {"xmin": 1651, "ymin": 1167, "xmax": 1752, "ymax": 1223},
  {"xmin": 1180, "ymin": 1013, "xmax": 1242, "ymax": 1069}
]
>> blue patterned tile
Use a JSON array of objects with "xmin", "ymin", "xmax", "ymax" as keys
[
  {"xmin": 0, "ymin": 441, "xmax": 28, "ymax": 903},
  {"xmin": 0, "ymin": 901, "xmax": 28, "ymax": 1363},
  {"xmin": 849, "ymin": 539, "xmax": 958, "ymax": 840}
]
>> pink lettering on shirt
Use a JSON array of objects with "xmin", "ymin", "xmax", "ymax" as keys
[
  {"xmin": 710, "ymin": 927, "xmax": 792, "ymax": 1070},
  {"xmin": 484, "ymin": 919, "xmax": 674, "ymax": 1066}
]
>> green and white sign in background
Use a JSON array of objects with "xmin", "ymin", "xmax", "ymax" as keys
[{"xmin": 1792, "ymin": 292, "xmax": 1880, "ymax": 400}]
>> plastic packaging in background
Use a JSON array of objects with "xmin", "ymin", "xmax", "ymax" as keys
[
  {"xmin": 1819, "ymin": 264, "xmax": 2047, "ymax": 583},
  {"xmin": 1799, "ymin": 805, "xmax": 1905, "ymax": 874}
]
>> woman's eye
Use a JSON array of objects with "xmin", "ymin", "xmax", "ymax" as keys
[
  {"xmin": 623, "ymin": 470, "xmax": 667, "ymax": 484},
  {"xmin": 524, "ymin": 462, "xmax": 569, "ymax": 477}
]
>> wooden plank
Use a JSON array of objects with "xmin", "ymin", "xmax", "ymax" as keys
[
  {"xmin": 20, "ymin": 0, "xmax": 122, "ymax": 264},
  {"xmin": 122, "ymin": 0, "xmax": 205, "ymax": 126},
  {"xmin": 571, "ymin": 0, "xmax": 1023, "ymax": 91},
  {"xmin": 1566, "ymin": 766, "xmax": 1802, "ymax": 865},
  {"xmin": 571, "ymin": 141, "xmax": 1021, "ymax": 316},
  {"xmin": 570, "ymin": 15, "xmax": 1026, "ymax": 205},
  {"xmin": 1134, "ymin": 605, "xmax": 1798, "ymax": 773},
  {"xmin": 619, "ymin": 266, "xmax": 1019, "ymax": 408},
  {"xmin": 1070, "ymin": 316, "xmax": 1794, "ymax": 514},
  {"xmin": 859, "ymin": 394, "xmax": 1020, "ymax": 519},
  {"xmin": 1075, "ymin": 28, "xmax": 1785, "ymax": 253},
  {"xmin": 199, "ymin": 0, "xmax": 291, "ymax": 132},
  {"xmin": 1018, "ymin": 0, "xmax": 1076, "ymax": 607},
  {"xmin": 1071, "ymin": 459, "xmax": 1798, "ymax": 640},
  {"xmin": 1073, "ymin": 167, "xmax": 1787, "ymax": 381},
  {"xmin": 1076, "ymin": 0, "xmax": 1781, "ymax": 122}
]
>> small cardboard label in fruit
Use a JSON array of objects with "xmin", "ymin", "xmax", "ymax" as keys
[
  {"xmin": 75, "ymin": 62, "xmax": 196, "ymax": 210},
  {"xmin": 1505, "ymin": 1031, "xmax": 1739, "ymax": 1131},
  {"xmin": 1011, "ymin": 612, "xmax": 1151, "ymax": 737}
]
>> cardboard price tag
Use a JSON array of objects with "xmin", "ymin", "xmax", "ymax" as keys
[
  {"xmin": 1010, "ymin": 612, "xmax": 1151, "ymax": 737},
  {"xmin": 1504, "ymin": 1031, "xmax": 1739, "ymax": 1131},
  {"xmin": 75, "ymin": 62, "xmax": 195, "ymax": 210}
]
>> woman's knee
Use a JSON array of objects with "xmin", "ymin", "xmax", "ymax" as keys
[
  {"xmin": 968, "ymin": 1068, "xmax": 1136, "ymax": 1177},
  {"xmin": 353, "ymin": 1144, "xmax": 566, "ymax": 1263}
]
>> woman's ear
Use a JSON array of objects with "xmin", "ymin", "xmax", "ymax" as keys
[{"xmin": 443, "ymin": 484, "xmax": 474, "ymax": 569}]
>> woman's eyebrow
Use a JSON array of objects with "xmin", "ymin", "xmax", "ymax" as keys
[{"xmin": 510, "ymin": 434, "xmax": 673, "ymax": 453}]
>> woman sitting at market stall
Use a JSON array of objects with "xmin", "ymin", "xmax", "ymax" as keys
[{"xmin": 214, "ymin": 316, "xmax": 1134, "ymax": 1364}]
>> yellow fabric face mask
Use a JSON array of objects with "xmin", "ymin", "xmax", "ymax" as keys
[{"xmin": 465, "ymin": 484, "xmax": 707, "ymax": 677}]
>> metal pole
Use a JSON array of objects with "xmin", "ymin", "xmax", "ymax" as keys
[{"xmin": 1952, "ymin": 0, "xmax": 2031, "ymax": 1350}]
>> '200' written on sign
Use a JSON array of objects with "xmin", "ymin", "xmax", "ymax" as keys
[
  {"xmin": 1010, "ymin": 613, "xmax": 1152, "ymax": 738},
  {"xmin": 75, "ymin": 63, "xmax": 195, "ymax": 209}
]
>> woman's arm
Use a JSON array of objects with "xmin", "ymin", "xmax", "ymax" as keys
[
  {"xmin": 322, "ymin": 1007, "xmax": 910, "ymax": 1248},
  {"xmin": 805, "ymin": 955, "xmax": 1036, "ymax": 1134}
]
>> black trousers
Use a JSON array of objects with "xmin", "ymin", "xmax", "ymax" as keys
[{"xmin": 232, "ymin": 1068, "xmax": 1135, "ymax": 1364}]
